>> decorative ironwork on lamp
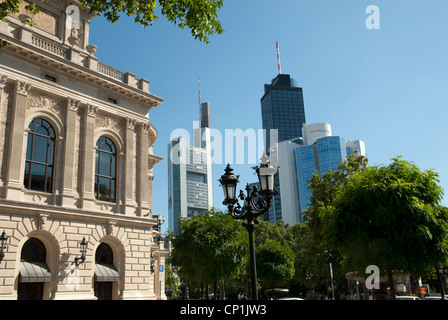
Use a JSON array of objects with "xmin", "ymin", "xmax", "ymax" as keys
[
  {"xmin": 219, "ymin": 153, "xmax": 277, "ymax": 300},
  {"xmin": 157, "ymin": 215, "xmax": 165, "ymax": 242},
  {"xmin": 75, "ymin": 236, "xmax": 88, "ymax": 266},
  {"xmin": 0, "ymin": 230, "xmax": 8, "ymax": 263},
  {"xmin": 150, "ymin": 252, "xmax": 155, "ymax": 274}
]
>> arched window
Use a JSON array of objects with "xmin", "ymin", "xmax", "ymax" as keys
[
  {"xmin": 18, "ymin": 238, "xmax": 51, "ymax": 300},
  {"xmin": 95, "ymin": 136, "xmax": 117, "ymax": 202},
  {"xmin": 94, "ymin": 242, "xmax": 119, "ymax": 300},
  {"xmin": 95, "ymin": 242, "xmax": 114, "ymax": 265},
  {"xmin": 24, "ymin": 118, "xmax": 55, "ymax": 193},
  {"xmin": 21, "ymin": 237, "xmax": 46, "ymax": 263}
]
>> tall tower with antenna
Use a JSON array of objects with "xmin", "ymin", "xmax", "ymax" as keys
[
  {"xmin": 276, "ymin": 41, "xmax": 281, "ymax": 74},
  {"xmin": 168, "ymin": 78, "xmax": 213, "ymax": 234},
  {"xmin": 259, "ymin": 42, "xmax": 307, "ymax": 223}
]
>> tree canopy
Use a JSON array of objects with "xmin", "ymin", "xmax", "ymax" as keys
[
  {"xmin": 324, "ymin": 157, "xmax": 448, "ymax": 298},
  {"xmin": 167, "ymin": 208, "xmax": 247, "ymax": 298},
  {"xmin": 0, "ymin": 0, "xmax": 224, "ymax": 43},
  {"xmin": 256, "ymin": 239, "xmax": 295, "ymax": 297}
]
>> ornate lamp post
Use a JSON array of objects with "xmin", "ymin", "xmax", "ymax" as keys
[
  {"xmin": 436, "ymin": 264, "xmax": 448, "ymax": 299},
  {"xmin": 75, "ymin": 236, "xmax": 88, "ymax": 266},
  {"xmin": 219, "ymin": 153, "xmax": 277, "ymax": 300},
  {"xmin": 156, "ymin": 215, "xmax": 166, "ymax": 242},
  {"xmin": 0, "ymin": 231, "xmax": 8, "ymax": 263}
]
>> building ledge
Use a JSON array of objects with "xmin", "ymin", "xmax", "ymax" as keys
[
  {"xmin": 0, "ymin": 198, "xmax": 159, "ymax": 228},
  {"xmin": 0, "ymin": 22, "xmax": 163, "ymax": 110}
]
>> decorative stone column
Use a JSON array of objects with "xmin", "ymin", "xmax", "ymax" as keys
[
  {"xmin": 80, "ymin": 104, "xmax": 97, "ymax": 209},
  {"xmin": 123, "ymin": 118, "xmax": 135, "ymax": 215},
  {"xmin": 60, "ymin": 98, "xmax": 80, "ymax": 207},
  {"xmin": 4, "ymin": 80, "xmax": 31, "ymax": 200},
  {"xmin": 0, "ymin": 75, "xmax": 8, "ymax": 192},
  {"xmin": 137, "ymin": 122, "xmax": 150, "ymax": 217},
  {"xmin": 154, "ymin": 243, "xmax": 168, "ymax": 300}
]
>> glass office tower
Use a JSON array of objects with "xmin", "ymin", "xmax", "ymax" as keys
[
  {"xmin": 260, "ymin": 74, "xmax": 306, "ymax": 223},
  {"xmin": 296, "ymin": 136, "xmax": 347, "ymax": 215},
  {"xmin": 261, "ymin": 74, "xmax": 306, "ymax": 153},
  {"xmin": 168, "ymin": 102, "xmax": 213, "ymax": 234},
  {"xmin": 268, "ymin": 122, "xmax": 366, "ymax": 225}
]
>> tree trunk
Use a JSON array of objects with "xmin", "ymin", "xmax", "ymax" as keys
[
  {"xmin": 387, "ymin": 270, "xmax": 396, "ymax": 300},
  {"xmin": 213, "ymin": 281, "xmax": 217, "ymax": 300}
]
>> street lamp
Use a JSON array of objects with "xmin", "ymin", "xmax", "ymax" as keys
[
  {"xmin": 156, "ymin": 215, "xmax": 165, "ymax": 242},
  {"xmin": 75, "ymin": 236, "xmax": 88, "ymax": 266},
  {"xmin": 436, "ymin": 264, "xmax": 448, "ymax": 299},
  {"xmin": 0, "ymin": 231, "xmax": 8, "ymax": 263},
  {"xmin": 219, "ymin": 153, "xmax": 277, "ymax": 300}
]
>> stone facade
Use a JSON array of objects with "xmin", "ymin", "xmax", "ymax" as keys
[{"xmin": 0, "ymin": 0, "xmax": 166, "ymax": 300}]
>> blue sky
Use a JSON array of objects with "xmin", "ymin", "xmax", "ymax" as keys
[{"xmin": 89, "ymin": 0, "xmax": 448, "ymax": 233}]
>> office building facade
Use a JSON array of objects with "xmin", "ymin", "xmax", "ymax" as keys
[
  {"xmin": 0, "ymin": 0, "xmax": 167, "ymax": 300},
  {"xmin": 260, "ymin": 74, "xmax": 306, "ymax": 223},
  {"xmin": 271, "ymin": 123, "xmax": 366, "ymax": 225},
  {"xmin": 168, "ymin": 102, "xmax": 213, "ymax": 234}
]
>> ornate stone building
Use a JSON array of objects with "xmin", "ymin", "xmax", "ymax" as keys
[{"xmin": 0, "ymin": 0, "xmax": 167, "ymax": 299}]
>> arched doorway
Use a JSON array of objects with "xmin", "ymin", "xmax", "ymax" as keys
[
  {"xmin": 17, "ymin": 238, "xmax": 52, "ymax": 300},
  {"xmin": 94, "ymin": 242, "xmax": 120, "ymax": 300}
]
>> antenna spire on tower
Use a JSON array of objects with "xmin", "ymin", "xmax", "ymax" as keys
[
  {"xmin": 276, "ymin": 41, "xmax": 281, "ymax": 74},
  {"xmin": 198, "ymin": 76, "xmax": 202, "ymax": 105}
]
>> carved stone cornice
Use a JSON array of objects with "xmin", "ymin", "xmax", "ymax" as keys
[
  {"xmin": 16, "ymin": 80, "xmax": 31, "ymax": 96},
  {"xmin": 95, "ymin": 112, "xmax": 123, "ymax": 135},
  {"xmin": 86, "ymin": 104, "xmax": 98, "ymax": 117},
  {"xmin": 37, "ymin": 212, "xmax": 49, "ymax": 230},
  {"xmin": 126, "ymin": 117, "xmax": 136, "ymax": 130},
  {"xmin": 1, "ymin": 35, "xmax": 164, "ymax": 109},
  {"xmin": 0, "ymin": 75, "xmax": 7, "ymax": 89},
  {"xmin": 67, "ymin": 97, "xmax": 80, "ymax": 111},
  {"xmin": 27, "ymin": 93, "xmax": 63, "ymax": 119},
  {"xmin": 147, "ymin": 123, "xmax": 157, "ymax": 147},
  {"xmin": 141, "ymin": 122, "xmax": 150, "ymax": 134}
]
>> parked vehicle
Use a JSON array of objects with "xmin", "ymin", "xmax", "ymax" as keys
[
  {"xmin": 424, "ymin": 296, "xmax": 448, "ymax": 300},
  {"xmin": 395, "ymin": 296, "xmax": 421, "ymax": 300}
]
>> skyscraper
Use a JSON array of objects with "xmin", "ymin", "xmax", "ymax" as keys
[
  {"xmin": 270, "ymin": 123, "xmax": 366, "ymax": 225},
  {"xmin": 260, "ymin": 73, "xmax": 306, "ymax": 222},
  {"xmin": 168, "ymin": 102, "xmax": 213, "ymax": 234},
  {"xmin": 296, "ymin": 123, "xmax": 366, "ymax": 217},
  {"xmin": 261, "ymin": 74, "xmax": 306, "ymax": 153}
]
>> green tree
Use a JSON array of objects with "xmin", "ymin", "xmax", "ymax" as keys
[
  {"xmin": 167, "ymin": 208, "xmax": 247, "ymax": 299},
  {"xmin": 296, "ymin": 155, "xmax": 368, "ymax": 296},
  {"xmin": 256, "ymin": 239, "xmax": 295, "ymax": 299},
  {"xmin": 164, "ymin": 262, "xmax": 182, "ymax": 299},
  {"xmin": 254, "ymin": 219, "xmax": 294, "ymax": 248},
  {"xmin": 324, "ymin": 157, "xmax": 448, "ymax": 299},
  {"xmin": 1, "ymin": 0, "xmax": 224, "ymax": 43}
]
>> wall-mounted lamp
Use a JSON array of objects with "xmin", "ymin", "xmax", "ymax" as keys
[
  {"xmin": 0, "ymin": 230, "xmax": 8, "ymax": 263},
  {"xmin": 74, "ymin": 236, "xmax": 88, "ymax": 266},
  {"xmin": 150, "ymin": 252, "xmax": 155, "ymax": 274},
  {"xmin": 157, "ymin": 215, "xmax": 165, "ymax": 242}
]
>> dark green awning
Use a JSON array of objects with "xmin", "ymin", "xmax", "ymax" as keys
[
  {"xmin": 19, "ymin": 261, "xmax": 52, "ymax": 283},
  {"xmin": 95, "ymin": 263, "xmax": 120, "ymax": 282}
]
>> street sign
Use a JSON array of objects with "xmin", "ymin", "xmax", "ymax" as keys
[{"xmin": 159, "ymin": 264, "xmax": 164, "ymax": 273}]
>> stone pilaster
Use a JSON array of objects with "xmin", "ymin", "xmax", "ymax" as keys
[
  {"xmin": 137, "ymin": 122, "xmax": 150, "ymax": 216},
  {"xmin": 123, "ymin": 118, "xmax": 135, "ymax": 215},
  {"xmin": 0, "ymin": 74, "xmax": 8, "ymax": 190},
  {"xmin": 80, "ymin": 104, "xmax": 97, "ymax": 209},
  {"xmin": 60, "ymin": 98, "xmax": 80, "ymax": 207},
  {"xmin": 4, "ymin": 80, "xmax": 31, "ymax": 200}
]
